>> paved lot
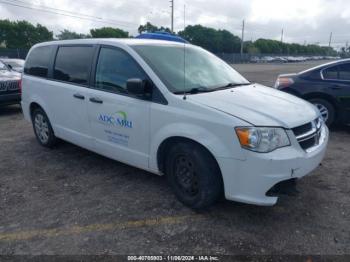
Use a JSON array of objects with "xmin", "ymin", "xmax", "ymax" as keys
[
  {"xmin": 0, "ymin": 61, "xmax": 349, "ymax": 256},
  {"xmin": 234, "ymin": 60, "xmax": 328, "ymax": 87}
]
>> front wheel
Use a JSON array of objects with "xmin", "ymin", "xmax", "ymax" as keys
[
  {"xmin": 165, "ymin": 142, "xmax": 223, "ymax": 209},
  {"xmin": 309, "ymin": 98, "xmax": 335, "ymax": 126},
  {"xmin": 32, "ymin": 108, "xmax": 57, "ymax": 148}
]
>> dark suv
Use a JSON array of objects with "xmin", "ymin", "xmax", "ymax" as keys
[
  {"xmin": 275, "ymin": 59, "xmax": 350, "ymax": 126},
  {"xmin": 0, "ymin": 60, "xmax": 21, "ymax": 106}
]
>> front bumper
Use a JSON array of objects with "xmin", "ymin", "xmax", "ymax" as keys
[
  {"xmin": 218, "ymin": 124, "xmax": 329, "ymax": 206},
  {"xmin": 0, "ymin": 93, "xmax": 20, "ymax": 106}
]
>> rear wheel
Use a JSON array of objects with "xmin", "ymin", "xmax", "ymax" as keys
[
  {"xmin": 309, "ymin": 98, "xmax": 335, "ymax": 126},
  {"xmin": 32, "ymin": 108, "xmax": 57, "ymax": 148},
  {"xmin": 165, "ymin": 142, "xmax": 223, "ymax": 209}
]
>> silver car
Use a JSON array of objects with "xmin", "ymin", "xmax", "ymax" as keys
[
  {"xmin": 0, "ymin": 58, "xmax": 25, "ymax": 73},
  {"xmin": 0, "ymin": 60, "xmax": 21, "ymax": 106}
]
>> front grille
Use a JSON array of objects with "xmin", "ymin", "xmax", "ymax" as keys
[
  {"xmin": 292, "ymin": 118, "xmax": 322, "ymax": 151},
  {"xmin": 292, "ymin": 122, "xmax": 312, "ymax": 137},
  {"xmin": 0, "ymin": 81, "xmax": 20, "ymax": 92},
  {"xmin": 299, "ymin": 136, "xmax": 317, "ymax": 150}
]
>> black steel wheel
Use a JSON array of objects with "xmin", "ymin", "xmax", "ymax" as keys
[{"xmin": 165, "ymin": 142, "xmax": 223, "ymax": 209}]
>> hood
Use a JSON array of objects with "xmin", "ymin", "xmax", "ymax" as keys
[
  {"xmin": 11, "ymin": 67, "xmax": 23, "ymax": 73},
  {"xmin": 188, "ymin": 84, "xmax": 319, "ymax": 128},
  {"xmin": 0, "ymin": 70, "xmax": 21, "ymax": 81}
]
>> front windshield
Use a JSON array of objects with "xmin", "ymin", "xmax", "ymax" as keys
[
  {"xmin": 4, "ymin": 60, "xmax": 24, "ymax": 67},
  {"xmin": 132, "ymin": 44, "xmax": 249, "ymax": 93},
  {"xmin": 0, "ymin": 61, "xmax": 8, "ymax": 71}
]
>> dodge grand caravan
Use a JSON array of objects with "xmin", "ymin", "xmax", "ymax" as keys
[{"xmin": 21, "ymin": 39, "xmax": 329, "ymax": 208}]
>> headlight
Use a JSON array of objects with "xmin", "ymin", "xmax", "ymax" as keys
[{"xmin": 235, "ymin": 127, "xmax": 290, "ymax": 153}]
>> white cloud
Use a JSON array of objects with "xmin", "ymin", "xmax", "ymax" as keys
[
  {"xmin": 248, "ymin": 0, "xmax": 324, "ymax": 25},
  {"xmin": 0, "ymin": 0, "xmax": 350, "ymax": 46}
]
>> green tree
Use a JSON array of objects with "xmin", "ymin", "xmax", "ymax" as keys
[
  {"xmin": 0, "ymin": 19, "xmax": 53, "ymax": 48},
  {"xmin": 56, "ymin": 29, "xmax": 90, "ymax": 40},
  {"xmin": 253, "ymin": 39, "xmax": 281, "ymax": 54},
  {"xmin": 252, "ymin": 38, "xmax": 337, "ymax": 55},
  {"xmin": 244, "ymin": 41, "xmax": 259, "ymax": 54},
  {"xmin": 90, "ymin": 27, "xmax": 129, "ymax": 38},
  {"xmin": 218, "ymin": 29, "xmax": 241, "ymax": 53},
  {"xmin": 138, "ymin": 22, "xmax": 171, "ymax": 34},
  {"xmin": 178, "ymin": 25, "xmax": 241, "ymax": 53},
  {"xmin": 340, "ymin": 45, "xmax": 350, "ymax": 58}
]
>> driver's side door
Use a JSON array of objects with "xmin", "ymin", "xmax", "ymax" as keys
[{"xmin": 336, "ymin": 63, "xmax": 350, "ymax": 123}]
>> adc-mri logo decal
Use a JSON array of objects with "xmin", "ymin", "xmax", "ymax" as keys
[{"xmin": 98, "ymin": 111, "xmax": 133, "ymax": 129}]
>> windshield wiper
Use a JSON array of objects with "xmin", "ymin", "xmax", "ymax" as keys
[
  {"xmin": 210, "ymin": 82, "xmax": 251, "ymax": 92},
  {"xmin": 174, "ymin": 87, "xmax": 210, "ymax": 95},
  {"xmin": 173, "ymin": 82, "xmax": 251, "ymax": 95}
]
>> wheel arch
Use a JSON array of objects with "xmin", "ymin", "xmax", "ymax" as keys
[
  {"xmin": 29, "ymin": 102, "xmax": 43, "ymax": 120},
  {"xmin": 302, "ymin": 92, "xmax": 339, "ymax": 121},
  {"xmin": 302, "ymin": 92, "xmax": 339, "ymax": 110},
  {"xmin": 28, "ymin": 96, "xmax": 52, "ymax": 122},
  {"xmin": 156, "ymin": 136, "xmax": 222, "ymax": 176}
]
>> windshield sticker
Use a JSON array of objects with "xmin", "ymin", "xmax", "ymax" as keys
[{"xmin": 98, "ymin": 111, "xmax": 133, "ymax": 129}]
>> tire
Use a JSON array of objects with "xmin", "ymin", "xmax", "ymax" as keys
[
  {"xmin": 165, "ymin": 142, "xmax": 223, "ymax": 209},
  {"xmin": 309, "ymin": 98, "xmax": 335, "ymax": 127},
  {"xmin": 32, "ymin": 108, "xmax": 57, "ymax": 148}
]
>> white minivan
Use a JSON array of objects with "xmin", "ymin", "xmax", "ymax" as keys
[{"xmin": 21, "ymin": 39, "xmax": 328, "ymax": 208}]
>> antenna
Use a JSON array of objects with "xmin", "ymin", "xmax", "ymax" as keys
[
  {"xmin": 183, "ymin": 4, "xmax": 187, "ymax": 100},
  {"xmin": 281, "ymin": 28, "xmax": 284, "ymax": 43},
  {"xmin": 328, "ymin": 32, "xmax": 333, "ymax": 48}
]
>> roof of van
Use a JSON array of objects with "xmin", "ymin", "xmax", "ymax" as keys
[
  {"xmin": 33, "ymin": 38, "xmax": 189, "ymax": 48},
  {"xmin": 135, "ymin": 32, "xmax": 188, "ymax": 43}
]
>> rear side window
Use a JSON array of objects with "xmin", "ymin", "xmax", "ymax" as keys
[
  {"xmin": 338, "ymin": 63, "xmax": 350, "ymax": 80},
  {"xmin": 323, "ymin": 65, "xmax": 338, "ymax": 80},
  {"xmin": 95, "ymin": 47, "xmax": 146, "ymax": 94},
  {"xmin": 54, "ymin": 46, "xmax": 94, "ymax": 85},
  {"xmin": 24, "ymin": 45, "xmax": 53, "ymax": 77}
]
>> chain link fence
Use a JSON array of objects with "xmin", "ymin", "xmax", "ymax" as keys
[
  {"xmin": 0, "ymin": 48, "xmax": 28, "ymax": 59},
  {"xmin": 215, "ymin": 53, "xmax": 340, "ymax": 64},
  {"xmin": 0, "ymin": 48, "xmax": 339, "ymax": 64}
]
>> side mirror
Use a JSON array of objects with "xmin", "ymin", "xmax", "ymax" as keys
[
  {"xmin": 126, "ymin": 78, "xmax": 146, "ymax": 95},
  {"xmin": 7, "ymin": 64, "xmax": 12, "ymax": 70}
]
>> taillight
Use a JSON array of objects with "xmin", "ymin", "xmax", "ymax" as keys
[{"xmin": 274, "ymin": 77, "xmax": 294, "ymax": 89}]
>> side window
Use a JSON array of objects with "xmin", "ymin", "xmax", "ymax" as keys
[
  {"xmin": 24, "ymin": 45, "xmax": 53, "ymax": 77},
  {"xmin": 338, "ymin": 63, "xmax": 350, "ymax": 81},
  {"xmin": 54, "ymin": 46, "xmax": 94, "ymax": 85},
  {"xmin": 323, "ymin": 66, "xmax": 338, "ymax": 80},
  {"xmin": 95, "ymin": 47, "xmax": 147, "ymax": 94}
]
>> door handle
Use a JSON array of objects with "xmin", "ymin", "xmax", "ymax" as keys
[
  {"xmin": 89, "ymin": 97, "xmax": 103, "ymax": 104},
  {"xmin": 73, "ymin": 93, "xmax": 85, "ymax": 100},
  {"xmin": 330, "ymin": 85, "xmax": 342, "ymax": 90}
]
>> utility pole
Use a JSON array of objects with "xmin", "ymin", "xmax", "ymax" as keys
[
  {"xmin": 281, "ymin": 28, "xmax": 284, "ymax": 43},
  {"xmin": 280, "ymin": 28, "xmax": 284, "ymax": 55},
  {"xmin": 240, "ymin": 19, "xmax": 245, "ymax": 57},
  {"xmin": 170, "ymin": 0, "xmax": 174, "ymax": 33},
  {"xmin": 328, "ymin": 32, "xmax": 333, "ymax": 48}
]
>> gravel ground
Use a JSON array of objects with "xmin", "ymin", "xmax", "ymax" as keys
[{"xmin": 0, "ymin": 61, "xmax": 349, "ymax": 257}]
